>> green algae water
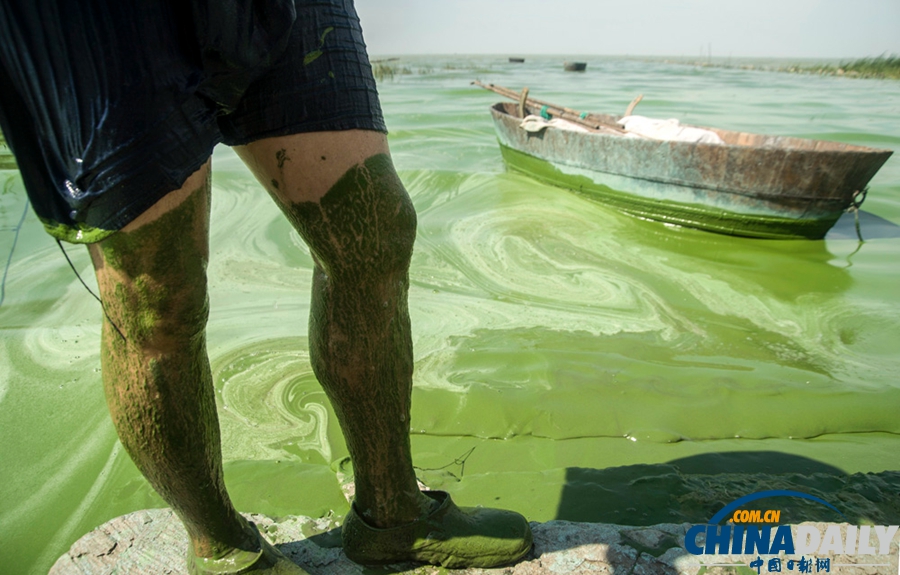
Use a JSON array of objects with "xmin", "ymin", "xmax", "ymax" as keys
[{"xmin": 2, "ymin": 56, "xmax": 900, "ymax": 573}]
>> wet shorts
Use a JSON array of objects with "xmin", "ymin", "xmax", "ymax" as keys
[{"xmin": 0, "ymin": 0, "xmax": 385, "ymax": 243}]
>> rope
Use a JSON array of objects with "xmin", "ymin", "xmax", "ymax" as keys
[
  {"xmin": 847, "ymin": 188, "xmax": 867, "ymax": 243},
  {"xmin": 56, "ymin": 239, "xmax": 126, "ymax": 342},
  {"xmin": 849, "ymin": 187, "xmax": 867, "ymax": 210},
  {"xmin": 0, "ymin": 176, "xmax": 125, "ymax": 340},
  {"xmin": 540, "ymin": 105, "xmax": 551, "ymax": 120},
  {"xmin": 0, "ymin": 196, "xmax": 29, "ymax": 308},
  {"xmin": 414, "ymin": 447, "xmax": 475, "ymax": 481}
]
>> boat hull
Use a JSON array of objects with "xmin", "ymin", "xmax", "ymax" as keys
[
  {"xmin": 563, "ymin": 62, "xmax": 587, "ymax": 72},
  {"xmin": 490, "ymin": 102, "xmax": 893, "ymax": 239}
]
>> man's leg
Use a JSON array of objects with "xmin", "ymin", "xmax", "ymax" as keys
[
  {"xmin": 235, "ymin": 131, "xmax": 532, "ymax": 568},
  {"xmin": 237, "ymin": 131, "xmax": 427, "ymax": 526},
  {"xmin": 88, "ymin": 161, "xmax": 308, "ymax": 574}
]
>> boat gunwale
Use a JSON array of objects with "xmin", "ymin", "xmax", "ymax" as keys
[{"xmin": 493, "ymin": 101, "xmax": 894, "ymax": 156}]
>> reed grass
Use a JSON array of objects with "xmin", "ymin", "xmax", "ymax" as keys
[
  {"xmin": 801, "ymin": 55, "xmax": 900, "ymax": 79},
  {"xmin": 370, "ymin": 58, "xmax": 495, "ymax": 82},
  {"xmin": 668, "ymin": 54, "xmax": 900, "ymax": 80},
  {"xmin": 371, "ymin": 59, "xmax": 413, "ymax": 82}
]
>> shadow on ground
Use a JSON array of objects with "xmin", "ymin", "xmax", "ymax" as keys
[{"xmin": 557, "ymin": 451, "xmax": 900, "ymax": 526}]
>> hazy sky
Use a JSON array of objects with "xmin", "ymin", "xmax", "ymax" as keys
[{"xmin": 355, "ymin": 0, "xmax": 900, "ymax": 59}]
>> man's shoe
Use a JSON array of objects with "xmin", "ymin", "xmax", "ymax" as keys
[{"xmin": 342, "ymin": 490, "xmax": 533, "ymax": 569}]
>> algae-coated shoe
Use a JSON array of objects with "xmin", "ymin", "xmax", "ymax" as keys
[
  {"xmin": 187, "ymin": 522, "xmax": 311, "ymax": 575},
  {"xmin": 342, "ymin": 490, "xmax": 533, "ymax": 569}
]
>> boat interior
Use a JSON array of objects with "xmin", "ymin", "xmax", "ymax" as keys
[{"xmin": 495, "ymin": 101, "xmax": 886, "ymax": 153}]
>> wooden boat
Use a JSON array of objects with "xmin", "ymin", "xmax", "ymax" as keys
[
  {"xmin": 564, "ymin": 61, "xmax": 587, "ymax": 72},
  {"xmin": 474, "ymin": 82, "xmax": 893, "ymax": 239},
  {"xmin": 509, "ymin": 57, "xmax": 525, "ymax": 63}
]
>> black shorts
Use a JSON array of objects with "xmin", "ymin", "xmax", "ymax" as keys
[{"xmin": 0, "ymin": 0, "xmax": 385, "ymax": 244}]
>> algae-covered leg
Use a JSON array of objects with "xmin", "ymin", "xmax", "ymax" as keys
[
  {"xmin": 236, "ymin": 131, "xmax": 532, "ymax": 568},
  {"xmin": 88, "ymin": 161, "xmax": 309, "ymax": 575},
  {"xmin": 237, "ymin": 131, "xmax": 428, "ymax": 527}
]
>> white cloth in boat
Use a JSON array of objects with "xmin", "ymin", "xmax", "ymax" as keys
[
  {"xmin": 519, "ymin": 115, "xmax": 592, "ymax": 133},
  {"xmin": 617, "ymin": 115, "xmax": 725, "ymax": 144},
  {"xmin": 519, "ymin": 114, "xmax": 724, "ymax": 144}
]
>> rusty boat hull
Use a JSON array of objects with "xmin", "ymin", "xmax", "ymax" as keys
[{"xmin": 489, "ymin": 102, "xmax": 893, "ymax": 239}]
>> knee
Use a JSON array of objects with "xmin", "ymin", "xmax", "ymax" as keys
[
  {"xmin": 104, "ymin": 273, "xmax": 210, "ymax": 349},
  {"xmin": 286, "ymin": 154, "xmax": 417, "ymax": 280},
  {"xmin": 366, "ymin": 179, "xmax": 417, "ymax": 276}
]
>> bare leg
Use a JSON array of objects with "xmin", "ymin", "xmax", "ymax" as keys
[
  {"xmin": 236, "ymin": 131, "xmax": 532, "ymax": 568},
  {"xmin": 89, "ymin": 162, "xmax": 308, "ymax": 574},
  {"xmin": 236, "ymin": 131, "xmax": 428, "ymax": 527}
]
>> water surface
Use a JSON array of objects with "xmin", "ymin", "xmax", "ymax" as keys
[{"xmin": 1, "ymin": 56, "xmax": 899, "ymax": 574}]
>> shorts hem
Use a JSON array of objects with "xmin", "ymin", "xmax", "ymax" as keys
[
  {"xmin": 40, "ymin": 217, "xmax": 117, "ymax": 244},
  {"xmin": 224, "ymin": 117, "xmax": 387, "ymax": 147}
]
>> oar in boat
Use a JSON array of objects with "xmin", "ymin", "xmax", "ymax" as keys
[{"xmin": 472, "ymin": 81, "xmax": 626, "ymax": 134}]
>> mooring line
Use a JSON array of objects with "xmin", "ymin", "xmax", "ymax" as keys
[
  {"xmin": 0, "ymin": 197, "xmax": 29, "ymax": 308},
  {"xmin": 56, "ymin": 239, "xmax": 126, "ymax": 342}
]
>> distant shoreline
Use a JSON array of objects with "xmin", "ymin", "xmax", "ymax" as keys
[
  {"xmin": 367, "ymin": 54, "xmax": 900, "ymax": 81},
  {"xmin": 655, "ymin": 55, "xmax": 900, "ymax": 80}
]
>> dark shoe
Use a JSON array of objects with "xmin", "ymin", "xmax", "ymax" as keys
[
  {"xmin": 342, "ymin": 490, "xmax": 533, "ymax": 569},
  {"xmin": 187, "ymin": 522, "xmax": 311, "ymax": 574}
]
